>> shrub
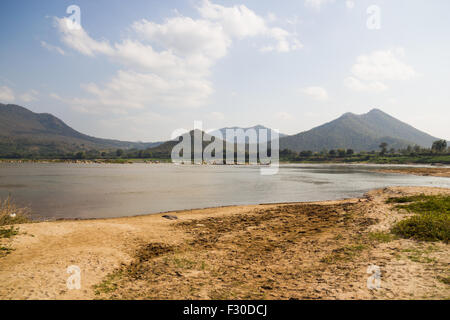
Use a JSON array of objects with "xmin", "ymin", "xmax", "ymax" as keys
[
  {"xmin": 390, "ymin": 195, "xmax": 450, "ymax": 242},
  {"xmin": 0, "ymin": 196, "xmax": 31, "ymax": 226},
  {"xmin": 392, "ymin": 213, "xmax": 449, "ymax": 242}
]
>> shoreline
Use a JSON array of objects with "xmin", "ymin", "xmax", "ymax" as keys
[
  {"xmin": 1, "ymin": 186, "xmax": 449, "ymax": 300},
  {"xmin": 375, "ymin": 167, "xmax": 450, "ymax": 178},
  {"xmin": 1, "ymin": 158, "xmax": 450, "ymax": 166}
]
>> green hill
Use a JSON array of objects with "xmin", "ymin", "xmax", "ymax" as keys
[
  {"xmin": 0, "ymin": 103, "xmax": 160, "ymax": 157},
  {"xmin": 279, "ymin": 109, "xmax": 441, "ymax": 152}
]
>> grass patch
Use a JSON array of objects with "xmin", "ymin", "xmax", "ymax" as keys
[
  {"xmin": 173, "ymin": 256, "xmax": 196, "ymax": 270},
  {"xmin": 0, "ymin": 196, "xmax": 31, "ymax": 226},
  {"xmin": 400, "ymin": 247, "xmax": 437, "ymax": 264},
  {"xmin": 0, "ymin": 246, "xmax": 14, "ymax": 257},
  {"xmin": 321, "ymin": 244, "xmax": 367, "ymax": 264},
  {"xmin": 437, "ymin": 276, "xmax": 450, "ymax": 285},
  {"xmin": 393, "ymin": 196, "xmax": 450, "ymax": 215},
  {"xmin": 389, "ymin": 195, "xmax": 450, "ymax": 242},
  {"xmin": 392, "ymin": 213, "xmax": 449, "ymax": 242},
  {"xmin": 368, "ymin": 231, "xmax": 397, "ymax": 243},
  {"xmin": 0, "ymin": 226, "xmax": 19, "ymax": 239},
  {"xmin": 93, "ymin": 272, "xmax": 123, "ymax": 296},
  {"xmin": 386, "ymin": 194, "xmax": 429, "ymax": 204}
]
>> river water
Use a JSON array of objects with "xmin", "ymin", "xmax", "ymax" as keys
[{"xmin": 0, "ymin": 163, "xmax": 449, "ymax": 219}]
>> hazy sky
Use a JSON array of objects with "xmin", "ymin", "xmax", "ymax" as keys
[{"xmin": 1, "ymin": 0, "xmax": 449, "ymax": 142}]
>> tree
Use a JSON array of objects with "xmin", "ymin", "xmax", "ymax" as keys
[
  {"xmin": 328, "ymin": 149, "xmax": 336, "ymax": 157},
  {"xmin": 338, "ymin": 149, "xmax": 346, "ymax": 157},
  {"xmin": 300, "ymin": 150, "xmax": 313, "ymax": 157},
  {"xmin": 74, "ymin": 151, "xmax": 85, "ymax": 159},
  {"xmin": 346, "ymin": 149, "xmax": 354, "ymax": 156},
  {"xmin": 116, "ymin": 149, "xmax": 124, "ymax": 157},
  {"xmin": 431, "ymin": 140, "xmax": 447, "ymax": 153},
  {"xmin": 379, "ymin": 142, "xmax": 388, "ymax": 155}
]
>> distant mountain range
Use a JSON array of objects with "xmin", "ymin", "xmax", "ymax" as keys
[
  {"xmin": 0, "ymin": 103, "xmax": 445, "ymax": 156},
  {"xmin": 0, "ymin": 103, "xmax": 161, "ymax": 156},
  {"xmin": 208, "ymin": 125, "xmax": 287, "ymax": 143},
  {"xmin": 279, "ymin": 109, "xmax": 441, "ymax": 152}
]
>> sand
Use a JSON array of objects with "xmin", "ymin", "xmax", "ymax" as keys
[
  {"xmin": 0, "ymin": 186, "xmax": 449, "ymax": 300},
  {"xmin": 375, "ymin": 167, "xmax": 450, "ymax": 178}
]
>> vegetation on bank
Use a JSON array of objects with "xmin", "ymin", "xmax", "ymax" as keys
[
  {"xmin": 0, "ymin": 196, "xmax": 30, "ymax": 226},
  {"xmin": 1, "ymin": 139, "xmax": 449, "ymax": 165},
  {"xmin": 280, "ymin": 140, "xmax": 450, "ymax": 164},
  {"xmin": 0, "ymin": 196, "xmax": 30, "ymax": 257},
  {"xmin": 387, "ymin": 195, "xmax": 450, "ymax": 242}
]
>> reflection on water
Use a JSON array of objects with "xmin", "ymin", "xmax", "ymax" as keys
[{"xmin": 0, "ymin": 163, "xmax": 449, "ymax": 220}]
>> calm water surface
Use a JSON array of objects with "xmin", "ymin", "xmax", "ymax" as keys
[{"xmin": 0, "ymin": 163, "xmax": 449, "ymax": 219}]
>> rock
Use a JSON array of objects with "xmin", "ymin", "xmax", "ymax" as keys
[{"xmin": 162, "ymin": 215, "xmax": 178, "ymax": 220}]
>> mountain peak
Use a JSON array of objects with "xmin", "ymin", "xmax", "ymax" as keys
[
  {"xmin": 367, "ymin": 108, "xmax": 385, "ymax": 115},
  {"xmin": 280, "ymin": 108, "xmax": 440, "ymax": 152},
  {"xmin": 340, "ymin": 112, "xmax": 357, "ymax": 119}
]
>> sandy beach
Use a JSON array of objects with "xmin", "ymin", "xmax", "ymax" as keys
[{"xmin": 0, "ymin": 186, "xmax": 449, "ymax": 300}]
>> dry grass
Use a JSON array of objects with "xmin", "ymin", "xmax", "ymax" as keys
[
  {"xmin": 0, "ymin": 196, "xmax": 31, "ymax": 226},
  {"xmin": 93, "ymin": 202, "xmax": 380, "ymax": 300},
  {"xmin": 0, "ymin": 196, "xmax": 30, "ymax": 258}
]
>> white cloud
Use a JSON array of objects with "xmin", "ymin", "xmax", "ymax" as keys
[
  {"xmin": 79, "ymin": 70, "xmax": 213, "ymax": 113},
  {"xmin": 40, "ymin": 41, "xmax": 65, "ymax": 55},
  {"xmin": 305, "ymin": 0, "xmax": 335, "ymax": 10},
  {"xmin": 344, "ymin": 77, "xmax": 387, "ymax": 92},
  {"xmin": 49, "ymin": 93, "xmax": 62, "ymax": 100},
  {"xmin": 0, "ymin": 86, "xmax": 15, "ymax": 103},
  {"xmin": 0, "ymin": 87, "xmax": 40, "ymax": 104},
  {"xmin": 345, "ymin": 48, "xmax": 417, "ymax": 92},
  {"xmin": 198, "ymin": 0, "xmax": 301, "ymax": 52},
  {"xmin": 20, "ymin": 89, "xmax": 39, "ymax": 102},
  {"xmin": 52, "ymin": 1, "xmax": 302, "ymax": 115},
  {"xmin": 99, "ymin": 111, "xmax": 176, "ymax": 141},
  {"xmin": 301, "ymin": 86, "xmax": 329, "ymax": 101},
  {"xmin": 198, "ymin": 0, "xmax": 267, "ymax": 38},
  {"xmin": 132, "ymin": 16, "xmax": 230, "ymax": 62},
  {"xmin": 351, "ymin": 48, "xmax": 416, "ymax": 82},
  {"xmin": 54, "ymin": 17, "xmax": 114, "ymax": 56}
]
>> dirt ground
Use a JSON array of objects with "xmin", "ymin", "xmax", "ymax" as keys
[
  {"xmin": 0, "ymin": 186, "xmax": 449, "ymax": 300},
  {"xmin": 376, "ymin": 167, "xmax": 450, "ymax": 178}
]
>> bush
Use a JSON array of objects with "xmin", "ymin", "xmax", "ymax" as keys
[
  {"xmin": 389, "ymin": 195, "xmax": 450, "ymax": 242},
  {"xmin": 392, "ymin": 213, "xmax": 449, "ymax": 242},
  {"xmin": 0, "ymin": 196, "xmax": 30, "ymax": 226}
]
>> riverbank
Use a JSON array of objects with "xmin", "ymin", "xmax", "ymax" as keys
[
  {"xmin": 0, "ymin": 186, "xmax": 449, "ymax": 300},
  {"xmin": 2, "ymin": 154, "xmax": 450, "ymax": 166},
  {"xmin": 375, "ymin": 167, "xmax": 450, "ymax": 178}
]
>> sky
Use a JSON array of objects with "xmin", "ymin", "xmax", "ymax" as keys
[{"xmin": 0, "ymin": 0, "xmax": 449, "ymax": 142}]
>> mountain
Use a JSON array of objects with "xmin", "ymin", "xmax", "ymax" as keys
[
  {"xmin": 0, "ymin": 103, "xmax": 161, "ymax": 156},
  {"xmin": 1, "ymin": 104, "xmax": 443, "ymax": 157},
  {"xmin": 279, "ymin": 109, "xmax": 441, "ymax": 152},
  {"xmin": 208, "ymin": 125, "xmax": 287, "ymax": 143}
]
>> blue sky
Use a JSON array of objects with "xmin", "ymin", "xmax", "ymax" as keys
[{"xmin": 1, "ymin": 0, "xmax": 449, "ymax": 142}]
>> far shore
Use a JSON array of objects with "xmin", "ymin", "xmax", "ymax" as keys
[
  {"xmin": 1, "ymin": 186, "xmax": 449, "ymax": 300},
  {"xmin": 2, "ymin": 159, "xmax": 450, "ymax": 178}
]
